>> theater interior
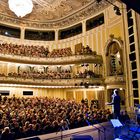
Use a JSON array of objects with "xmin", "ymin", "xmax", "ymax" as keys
[{"xmin": 0, "ymin": 0, "xmax": 140, "ymax": 140}]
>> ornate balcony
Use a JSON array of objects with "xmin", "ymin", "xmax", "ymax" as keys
[
  {"xmin": 105, "ymin": 75, "xmax": 125, "ymax": 85},
  {"xmin": 0, "ymin": 54, "xmax": 103, "ymax": 65},
  {"xmin": 0, "ymin": 76, "xmax": 104, "ymax": 87}
]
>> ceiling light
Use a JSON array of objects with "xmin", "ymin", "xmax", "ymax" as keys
[{"xmin": 8, "ymin": 0, "xmax": 33, "ymax": 17}]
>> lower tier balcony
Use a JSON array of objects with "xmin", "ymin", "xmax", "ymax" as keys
[{"xmin": 0, "ymin": 76, "xmax": 104, "ymax": 87}]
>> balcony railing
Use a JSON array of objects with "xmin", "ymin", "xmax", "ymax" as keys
[
  {"xmin": 0, "ymin": 53, "xmax": 103, "ymax": 65},
  {"xmin": 105, "ymin": 75, "xmax": 125, "ymax": 85},
  {"xmin": 0, "ymin": 76, "xmax": 104, "ymax": 87}
]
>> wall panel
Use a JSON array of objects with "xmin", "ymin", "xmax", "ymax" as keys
[
  {"xmin": 86, "ymin": 90, "xmax": 96, "ymax": 106},
  {"xmin": 109, "ymin": 23, "xmax": 122, "ymax": 38},
  {"xmin": 66, "ymin": 91, "xmax": 74, "ymax": 100},
  {"xmin": 75, "ymin": 91, "xmax": 84, "ymax": 103},
  {"xmin": 97, "ymin": 90, "xmax": 105, "ymax": 109}
]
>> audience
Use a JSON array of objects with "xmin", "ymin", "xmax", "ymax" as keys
[
  {"xmin": 0, "ymin": 43, "xmax": 49, "ymax": 58},
  {"xmin": 75, "ymin": 45, "xmax": 95, "ymax": 55},
  {"xmin": 74, "ymin": 70, "xmax": 102, "ymax": 79},
  {"xmin": 47, "ymin": 47, "xmax": 72, "ymax": 58},
  {"xmin": 7, "ymin": 70, "xmax": 72, "ymax": 80},
  {"xmin": 0, "ymin": 43, "xmax": 73, "ymax": 58},
  {"xmin": 0, "ymin": 43, "xmax": 95, "ymax": 59},
  {"xmin": 0, "ymin": 96, "xmax": 113, "ymax": 139},
  {"xmin": 6, "ymin": 69, "xmax": 101, "ymax": 80},
  {"xmin": 0, "ymin": 68, "xmax": 102, "ymax": 81}
]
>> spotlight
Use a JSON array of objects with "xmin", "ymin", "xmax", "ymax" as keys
[
  {"xmin": 114, "ymin": 6, "xmax": 121, "ymax": 15},
  {"xmin": 96, "ymin": 0, "xmax": 102, "ymax": 3},
  {"xmin": 103, "ymin": 0, "xmax": 121, "ymax": 16}
]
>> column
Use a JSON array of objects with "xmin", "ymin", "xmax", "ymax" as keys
[
  {"xmin": 20, "ymin": 27, "xmax": 25, "ymax": 40},
  {"xmin": 82, "ymin": 21, "xmax": 86, "ymax": 35},
  {"xmin": 55, "ymin": 29, "xmax": 58, "ymax": 42}
]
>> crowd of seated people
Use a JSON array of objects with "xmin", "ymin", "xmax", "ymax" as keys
[
  {"xmin": 0, "ymin": 68, "xmax": 103, "ymax": 81},
  {"xmin": 0, "ymin": 73, "xmax": 5, "ymax": 77},
  {"xmin": 4, "ymin": 69, "xmax": 102, "ymax": 81},
  {"xmin": 7, "ymin": 70, "xmax": 72, "ymax": 80},
  {"xmin": 74, "ymin": 70, "xmax": 102, "ymax": 79},
  {"xmin": 0, "ymin": 96, "xmax": 113, "ymax": 139},
  {"xmin": 47, "ymin": 47, "xmax": 72, "ymax": 58},
  {"xmin": 75, "ymin": 45, "xmax": 95, "ymax": 55},
  {"xmin": 0, "ymin": 43, "xmax": 95, "ymax": 59},
  {"xmin": 0, "ymin": 43, "xmax": 73, "ymax": 58},
  {"xmin": 0, "ymin": 43, "xmax": 49, "ymax": 58}
]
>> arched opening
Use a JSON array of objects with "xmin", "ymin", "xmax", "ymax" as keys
[{"xmin": 106, "ymin": 41, "xmax": 123, "ymax": 76}]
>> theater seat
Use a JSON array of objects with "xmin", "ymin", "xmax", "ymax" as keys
[{"xmin": 70, "ymin": 135, "xmax": 93, "ymax": 140}]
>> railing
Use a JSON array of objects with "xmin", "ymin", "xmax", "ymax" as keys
[
  {"xmin": 105, "ymin": 75, "xmax": 125, "ymax": 85},
  {"xmin": 17, "ymin": 122, "xmax": 114, "ymax": 140},
  {"xmin": 0, "ymin": 76, "xmax": 104, "ymax": 86},
  {"xmin": 0, "ymin": 53, "xmax": 103, "ymax": 65}
]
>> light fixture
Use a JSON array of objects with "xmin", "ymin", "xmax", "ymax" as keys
[
  {"xmin": 106, "ymin": 0, "xmax": 121, "ymax": 15},
  {"xmin": 114, "ymin": 6, "xmax": 121, "ymax": 16},
  {"xmin": 96, "ymin": 0, "xmax": 121, "ymax": 16},
  {"xmin": 8, "ymin": 0, "xmax": 33, "ymax": 17}
]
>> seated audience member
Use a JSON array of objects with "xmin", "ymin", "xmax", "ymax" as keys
[
  {"xmin": 0, "ymin": 127, "xmax": 15, "ymax": 140},
  {"xmin": 119, "ymin": 110, "xmax": 130, "ymax": 124}
]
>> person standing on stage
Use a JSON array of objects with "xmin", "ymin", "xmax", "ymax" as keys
[{"xmin": 107, "ymin": 89, "xmax": 121, "ymax": 119}]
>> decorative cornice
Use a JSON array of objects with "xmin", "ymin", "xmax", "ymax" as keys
[{"xmin": 0, "ymin": 0, "xmax": 116, "ymax": 29}]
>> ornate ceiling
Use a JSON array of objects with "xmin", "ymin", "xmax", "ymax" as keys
[{"xmin": 0, "ymin": 0, "xmax": 115, "ymax": 29}]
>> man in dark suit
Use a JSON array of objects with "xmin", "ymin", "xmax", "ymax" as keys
[{"xmin": 108, "ymin": 89, "xmax": 121, "ymax": 119}]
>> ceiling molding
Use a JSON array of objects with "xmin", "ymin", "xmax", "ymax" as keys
[{"xmin": 0, "ymin": 0, "xmax": 116, "ymax": 29}]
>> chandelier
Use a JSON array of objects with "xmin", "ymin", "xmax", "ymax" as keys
[{"xmin": 8, "ymin": 0, "xmax": 33, "ymax": 17}]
